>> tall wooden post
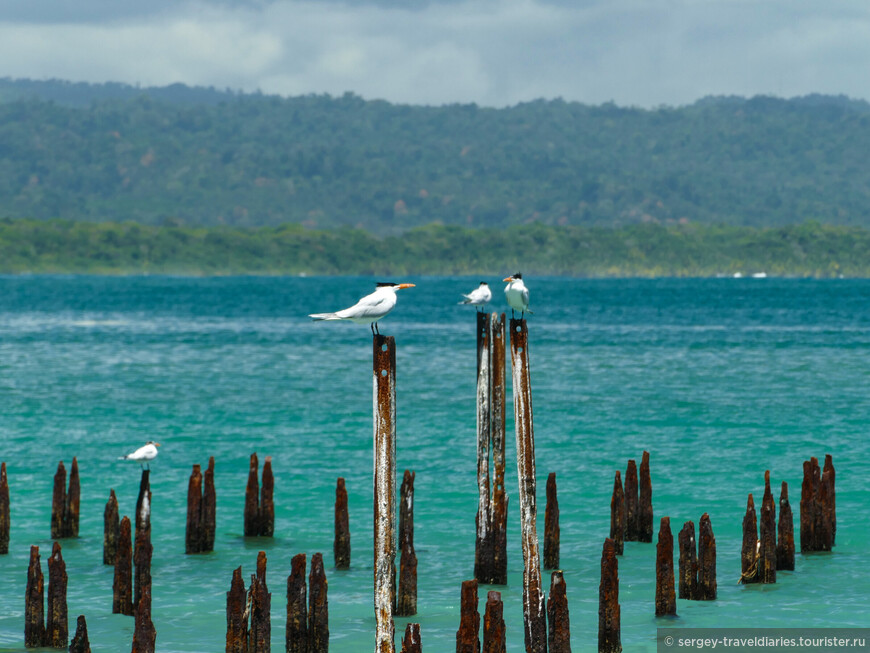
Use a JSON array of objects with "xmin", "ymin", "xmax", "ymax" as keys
[
  {"xmin": 598, "ymin": 538, "xmax": 621, "ymax": 653},
  {"xmin": 655, "ymin": 517, "xmax": 676, "ymax": 616},
  {"xmin": 489, "ymin": 313, "xmax": 508, "ymax": 585},
  {"xmin": 0, "ymin": 463, "xmax": 10, "ymax": 555},
  {"xmin": 397, "ymin": 470, "xmax": 417, "ymax": 616},
  {"xmin": 475, "ymin": 311, "xmax": 493, "ymax": 583},
  {"xmin": 759, "ymin": 471, "xmax": 777, "ymax": 584},
  {"xmin": 335, "ymin": 478, "xmax": 351, "ymax": 569}
]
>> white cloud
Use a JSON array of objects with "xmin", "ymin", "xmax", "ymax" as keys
[{"xmin": 0, "ymin": 0, "xmax": 869, "ymax": 107}]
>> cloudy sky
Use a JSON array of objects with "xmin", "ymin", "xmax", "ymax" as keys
[{"xmin": 2, "ymin": 0, "xmax": 870, "ymax": 108}]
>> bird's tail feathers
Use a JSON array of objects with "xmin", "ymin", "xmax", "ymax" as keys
[
  {"xmin": 458, "ymin": 296, "xmax": 472, "ymax": 304},
  {"xmin": 309, "ymin": 312, "xmax": 341, "ymax": 321}
]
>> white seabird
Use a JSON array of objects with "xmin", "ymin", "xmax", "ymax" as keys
[
  {"xmin": 309, "ymin": 282, "xmax": 416, "ymax": 335},
  {"xmin": 119, "ymin": 441, "xmax": 160, "ymax": 469},
  {"xmin": 503, "ymin": 273, "xmax": 532, "ymax": 318},
  {"xmin": 458, "ymin": 282, "xmax": 492, "ymax": 311}
]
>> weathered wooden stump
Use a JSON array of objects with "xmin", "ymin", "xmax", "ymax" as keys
[
  {"xmin": 655, "ymin": 517, "xmax": 676, "ymax": 616},
  {"xmin": 46, "ymin": 541, "xmax": 68, "ymax": 648},
  {"xmin": 740, "ymin": 494, "xmax": 759, "ymax": 584},
  {"xmin": 51, "ymin": 459, "xmax": 80, "ymax": 539},
  {"xmin": 759, "ymin": 471, "xmax": 777, "ymax": 584},
  {"xmin": 186, "ymin": 458, "xmax": 217, "ymax": 554},
  {"xmin": 245, "ymin": 453, "xmax": 261, "ymax": 537},
  {"xmin": 260, "ymin": 458, "xmax": 274, "ymax": 537},
  {"xmin": 226, "ymin": 566, "xmax": 248, "ymax": 653},
  {"xmin": 133, "ymin": 488, "xmax": 152, "ymax": 618},
  {"xmin": 598, "ymin": 538, "xmax": 621, "ymax": 653},
  {"xmin": 776, "ymin": 482, "xmax": 795, "ymax": 570},
  {"xmin": 697, "ymin": 513, "xmax": 717, "ymax": 600},
  {"xmin": 245, "ymin": 454, "xmax": 275, "ymax": 538},
  {"xmin": 396, "ymin": 470, "xmax": 417, "ymax": 617},
  {"xmin": 334, "ymin": 477, "xmax": 351, "ymax": 569},
  {"xmin": 69, "ymin": 615, "xmax": 91, "ymax": 653},
  {"xmin": 286, "ymin": 553, "xmax": 308, "ymax": 653},
  {"xmin": 103, "ymin": 489, "xmax": 120, "ymax": 565},
  {"xmin": 401, "ymin": 623, "xmax": 422, "ymax": 653},
  {"xmin": 475, "ymin": 310, "xmax": 493, "ymax": 585},
  {"xmin": 456, "ymin": 579, "xmax": 480, "ymax": 653},
  {"xmin": 638, "ymin": 451, "xmax": 653, "ymax": 543},
  {"xmin": 203, "ymin": 456, "xmax": 216, "ymax": 551},
  {"xmin": 823, "ymin": 454, "xmax": 836, "ymax": 545},
  {"xmin": 25, "ymin": 545, "xmax": 46, "ymax": 648},
  {"xmin": 113, "ymin": 516, "xmax": 134, "ymax": 615},
  {"xmin": 544, "ymin": 472, "xmax": 560, "ymax": 570},
  {"xmin": 623, "ymin": 460, "xmax": 639, "ymax": 542},
  {"xmin": 308, "ymin": 552, "xmax": 328, "ymax": 653},
  {"xmin": 67, "ymin": 458, "xmax": 80, "ymax": 538},
  {"xmin": 0, "ymin": 462, "xmax": 9, "ymax": 555},
  {"xmin": 249, "ymin": 551, "xmax": 271, "ymax": 653},
  {"xmin": 548, "ymin": 570, "xmax": 571, "ymax": 653},
  {"xmin": 132, "ymin": 584, "xmax": 156, "ymax": 653},
  {"xmin": 677, "ymin": 521, "xmax": 698, "ymax": 600},
  {"xmin": 609, "ymin": 471, "xmax": 625, "ymax": 556},
  {"xmin": 483, "ymin": 591, "xmax": 506, "ymax": 653}
]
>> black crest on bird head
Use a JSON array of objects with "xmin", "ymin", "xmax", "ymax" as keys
[
  {"xmin": 376, "ymin": 282, "xmax": 397, "ymax": 287},
  {"xmin": 479, "ymin": 281, "xmax": 488, "ymax": 286},
  {"xmin": 512, "ymin": 272, "xmax": 522, "ymax": 279}
]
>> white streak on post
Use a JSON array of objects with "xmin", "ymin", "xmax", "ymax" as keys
[{"xmin": 475, "ymin": 311, "xmax": 492, "ymax": 573}]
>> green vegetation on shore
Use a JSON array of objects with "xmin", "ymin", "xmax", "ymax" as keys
[{"xmin": 0, "ymin": 218, "xmax": 865, "ymax": 277}]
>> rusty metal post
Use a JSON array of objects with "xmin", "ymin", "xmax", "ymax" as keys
[
  {"xmin": 655, "ymin": 517, "xmax": 676, "ymax": 616},
  {"xmin": 374, "ymin": 334, "xmax": 397, "ymax": 653},
  {"xmin": 677, "ymin": 521, "xmax": 697, "ymax": 600},
  {"xmin": 823, "ymin": 454, "xmax": 836, "ymax": 545},
  {"xmin": 544, "ymin": 472, "xmax": 560, "ymax": 570},
  {"xmin": 490, "ymin": 313, "xmax": 508, "ymax": 586},
  {"xmin": 335, "ymin": 478, "xmax": 351, "ymax": 569},
  {"xmin": 397, "ymin": 470, "xmax": 417, "ymax": 617},
  {"xmin": 51, "ymin": 461, "xmax": 66, "ymax": 540},
  {"xmin": 475, "ymin": 311, "xmax": 493, "ymax": 584},
  {"xmin": 69, "ymin": 615, "xmax": 90, "ymax": 653},
  {"xmin": 598, "ymin": 538, "xmax": 621, "ymax": 653},
  {"xmin": 697, "ymin": 513, "xmax": 717, "ymax": 600},
  {"xmin": 226, "ymin": 566, "xmax": 248, "ymax": 653},
  {"xmin": 245, "ymin": 453, "xmax": 260, "ymax": 537},
  {"xmin": 25, "ymin": 545, "xmax": 46, "ymax": 648},
  {"xmin": 261, "ymin": 457, "xmax": 275, "ymax": 537},
  {"xmin": 638, "ymin": 452, "xmax": 652, "ymax": 543},
  {"xmin": 740, "ymin": 494, "xmax": 759, "ymax": 584},
  {"xmin": 46, "ymin": 541, "xmax": 68, "ymax": 648},
  {"xmin": 456, "ymin": 579, "xmax": 480, "ymax": 653},
  {"xmin": 104, "ymin": 489, "xmax": 120, "ymax": 565},
  {"xmin": 186, "ymin": 464, "xmax": 204, "ymax": 554},
  {"xmin": 113, "ymin": 516, "xmax": 133, "ymax": 615},
  {"xmin": 509, "ymin": 318, "xmax": 547, "ymax": 653},
  {"xmin": 623, "ymin": 460, "xmax": 638, "ymax": 542},
  {"xmin": 204, "ymin": 456, "xmax": 216, "ymax": 551},
  {"xmin": 134, "ymin": 487, "xmax": 152, "ymax": 618},
  {"xmin": 610, "ymin": 471, "xmax": 625, "ymax": 556},
  {"xmin": 547, "ymin": 570, "xmax": 571, "ymax": 653},
  {"xmin": 66, "ymin": 457, "xmax": 80, "ymax": 538},
  {"xmin": 759, "ymin": 471, "xmax": 777, "ymax": 584},
  {"xmin": 401, "ymin": 623, "xmax": 422, "ymax": 653},
  {"xmin": 0, "ymin": 462, "xmax": 9, "ymax": 555},
  {"xmin": 776, "ymin": 482, "xmax": 795, "ymax": 570},
  {"xmin": 309, "ymin": 552, "xmax": 329, "ymax": 653},
  {"xmin": 483, "ymin": 590, "xmax": 506, "ymax": 653},
  {"xmin": 249, "ymin": 551, "xmax": 271, "ymax": 653},
  {"xmin": 132, "ymin": 584, "xmax": 156, "ymax": 653},
  {"xmin": 286, "ymin": 553, "xmax": 308, "ymax": 653}
]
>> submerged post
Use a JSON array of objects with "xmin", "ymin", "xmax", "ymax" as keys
[
  {"xmin": 104, "ymin": 489, "xmax": 120, "ymax": 565},
  {"xmin": 286, "ymin": 553, "xmax": 307, "ymax": 653},
  {"xmin": 66, "ymin": 457, "xmax": 80, "ymax": 538},
  {"xmin": 51, "ymin": 461, "xmax": 66, "ymax": 540},
  {"xmin": 249, "ymin": 551, "xmax": 271, "ymax": 653},
  {"xmin": 203, "ymin": 456, "xmax": 216, "ymax": 551},
  {"xmin": 823, "ymin": 454, "xmax": 836, "ymax": 545},
  {"xmin": 113, "ymin": 516, "xmax": 133, "ymax": 615},
  {"xmin": 46, "ymin": 541, "xmax": 68, "ymax": 648},
  {"xmin": 483, "ymin": 591, "xmax": 506, "ymax": 653},
  {"xmin": 309, "ymin": 552, "xmax": 329, "ymax": 653},
  {"xmin": 776, "ymin": 482, "xmax": 795, "ymax": 570},
  {"xmin": 226, "ymin": 566, "xmax": 248, "ymax": 653},
  {"xmin": 69, "ymin": 615, "xmax": 90, "ymax": 653},
  {"xmin": 401, "ymin": 623, "xmax": 422, "ymax": 653},
  {"xmin": 547, "ymin": 571, "xmax": 571, "ymax": 653},
  {"xmin": 0, "ymin": 462, "xmax": 9, "ymax": 555},
  {"xmin": 623, "ymin": 460, "xmax": 638, "ymax": 542},
  {"xmin": 655, "ymin": 517, "xmax": 676, "ymax": 616},
  {"xmin": 456, "ymin": 579, "xmax": 480, "ymax": 653},
  {"xmin": 132, "ymin": 584, "xmax": 156, "ymax": 653},
  {"xmin": 260, "ymin": 457, "xmax": 275, "ymax": 537},
  {"xmin": 475, "ymin": 310, "xmax": 493, "ymax": 584},
  {"xmin": 598, "ymin": 538, "xmax": 621, "ymax": 653},
  {"xmin": 610, "ymin": 471, "xmax": 625, "ymax": 556},
  {"xmin": 245, "ymin": 453, "xmax": 260, "ymax": 537},
  {"xmin": 759, "ymin": 471, "xmax": 777, "ymax": 584},
  {"xmin": 509, "ymin": 318, "xmax": 547, "ymax": 653},
  {"xmin": 740, "ymin": 494, "xmax": 759, "ymax": 584},
  {"xmin": 638, "ymin": 451, "xmax": 653, "ymax": 543},
  {"xmin": 544, "ymin": 472, "xmax": 560, "ymax": 570},
  {"xmin": 697, "ymin": 513, "xmax": 717, "ymax": 600},
  {"xmin": 186, "ymin": 464, "xmax": 204, "ymax": 554},
  {"xmin": 373, "ymin": 334, "xmax": 397, "ymax": 653},
  {"xmin": 677, "ymin": 521, "xmax": 698, "ymax": 600},
  {"xmin": 25, "ymin": 545, "xmax": 45, "ymax": 648},
  {"xmin": 396, "ymin": 470, "xmax": 417, "ymax": 617},
  {"xmin": 335, "ymin": 478, "xmax": 351, "ymax": 569}
]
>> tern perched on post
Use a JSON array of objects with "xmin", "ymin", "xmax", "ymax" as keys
[
  {"xmin": 119, "ymin": 441, "xmax": 160, "ymax": 469},
  {"xmin": 309, "ymin": 282, "xmax": 416, "ymax": 335},
  {"xmin": 503, "ymin": 273, "xmax": 532, "ymax": 318},
  {"xmin": 458, "ymin": 282, "xmax": 492, "ymax": 311}
]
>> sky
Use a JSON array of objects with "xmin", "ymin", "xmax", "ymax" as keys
[{"xmin": 2, "ymin": 0, "xmax": 870, "ymax": 108}]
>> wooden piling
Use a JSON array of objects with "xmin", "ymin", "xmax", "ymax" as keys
[
  {"xmin": 113, "ymin": 516, "xmax": 133, "ymax": 616},
  {"xmin": 544, "ymin": 472, "xmax": 560, "ymax": 570},
  {"xmin": 226, "ymin": 566, "xmax": 248, "ymax": 653},
  {"xmin": 638, "ymin": 451, "xmax": 653, "ymax": 543},
  {"xmin": 483, "ymin": 591, "xmax": 506, "ymax": 653},
  {"xmin": 135, "ymin": 470, "xmax": 150, "ymax": 535},
  {"xmin": 132, "ymin": 584, "xmax": 156, "ymax": 653},
  {"xmin": 66, "ymin": 457, "xmax": 80, "ymax": 538},
  {"xmin": 260, "ymin": 457, "xmax": 275, "ymax": 537},
  {"xmin": 655, "ymin": 517, "xmax": 676, "ymax": 616},
  {"xmin": 104, "ymin": 489, "xmax": 120, "ymax": 565},
  {"xmin": 623, "ymin": 460, "xmax": 638, "ymax": 542},
  {"xmin": 800, "ymin": 457, "xmax": 834, "ymax": 552},
  {"xmin": 598, "ymin": 538, "xmax": 621, "ymax": 653},
  {"xmin": 249, "ymin": 551, "xmax": 271, "ymax": 653},
  {"xmin": 308, "ymin": 552, "xmax": 328, "ymax": 653},
  {"xmin": 25, "ymin": 545, "xmax": 46, "ymax": 648},
  {"xmin": 0, "ymin": 462, "xmax": 9, "ymax": 555},
  {"xmin": 401, "ymin": 623, "xmax": 422, "ymax": 653},
  {"xmin": 776, "ymin": 482, "xmax": 795, "ymax": 571},
  {"xmin": 203, "ymin": 456, "xmax": 216, "ymax": 551},
  {"xmin": 818, "ymin": 461, "xmax": 834, "ymax": 551},
  {"xmin": 677, "ymin": 521, "xmax": 698, "ymax": 600},
  {"xmin": 799, "ymin": 459, "xmax": 815, "ymax": 552},
  {"xmin": 456, "ymin": 579, "xmax": 480, "ymax": 653},
  {"xmin": 51, "ymin": 461, "xmax": 66, "ymax": 540},
  {"xmin": 334, "ymin": 478, "xmax": 351, "ymax": 569},
  {"xmin": 740, "ymin": 494, "xmax": 759, "ymax": 584},
  {"xmin": 475, "ymin": 310, "xmax": 493, "ymax": 585},
  {"xmin": 547, "ymin": 571, "xmax": 571, "ymax": 653},
  {"xmin": 609, "ymin": 471, "xmax": 625, "ymax": 556},
  {"xmin": 186, "ymin": 464, "xmax": 204, "ymax": 554},
  {"xmin": 759, "ymin": 471, "xmax": 777, "ymax": 584},
  {"xmin": 374, "ymin": 334, "xmax": 397, "ymax": 653},
  {"xmin": 286, "ymin": 554, "xmax": 308, "ymax": 653},
  {"xmin": 245, "ymin": 453, "xmax": 260, "ymax": 537},
  {"xmin": 489, "ymin": 313, "xmax": 508, "ymax": 586},
  {"xmin": 133, "ymin": 489, "xmax": 152, "ymax": 617},
  {"xmin": 823, "ymin": 454, "xmax": 836, "ymax": 545},
  {"xmin": 46, "ymin": 541, "xmax": 68, "ymax": 648},
  {"xmin": 396, "ymin": 470, "xmax": 417, "ymax": 617},
  {"xmin": 697, "ymin": 513, "xmax": 717, "ymax": 600},
  {"xmin": 509, "ymin": 318, "xmax": 547, "ymax": 653},
  {"xmin": 69, "ymin": 615, "xmax": 91, "ymax": 653}
]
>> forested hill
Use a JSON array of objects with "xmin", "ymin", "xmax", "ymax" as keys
[{"xmin": 1, "ymin": 78, "xmax": 870, "ymax": 234}]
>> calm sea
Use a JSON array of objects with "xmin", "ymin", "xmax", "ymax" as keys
[{"xmin": 0, "ymin": 276, "xmax": 868, "ymax": 652}]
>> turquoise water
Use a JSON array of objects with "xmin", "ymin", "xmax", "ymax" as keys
[{"xmin": 0, "ymin": 276, "xmax": 868, "ymax": 652}]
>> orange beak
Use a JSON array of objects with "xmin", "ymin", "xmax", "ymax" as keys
[
  {"xmin": 154, "ymin": 443, "xmax": 161, "ymax": 447},
  {"xmin": 397, "ymin": 283, "xmax": 416, "ymax": 290},
  {"xmin": 503, "ymin": 276, "xmax": 513, "ymax": 282}
]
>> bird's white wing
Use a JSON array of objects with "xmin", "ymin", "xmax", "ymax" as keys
[
  {"xmin": 336, "ymin": 291, "xmax": 395, "ymax": 319},
  {"xmin": 521, "ymin": 286, "xmax": 530, "ymax": 308}
]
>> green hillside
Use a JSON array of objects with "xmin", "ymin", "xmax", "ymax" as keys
[{"xmin": 1, "ymin": 79, "xmax": 869, "ymax": 234}]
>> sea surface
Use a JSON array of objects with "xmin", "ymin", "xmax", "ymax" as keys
[{"xmin": 0, "ymin": 276, "xmax": 868, "ymax": 652}]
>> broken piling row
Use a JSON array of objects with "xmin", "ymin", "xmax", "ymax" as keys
[
  {"xmin": 677, "ymin": 515, "xmax": 717, "ymax": 600},
  {"xmin": 51, "ymin": 458, "xmax": 80, "ymax": 539},
  {"xmin": 186, "ymin": 457, "xmax": 217, "ymax": 554},
  {"xmin": 800, "ymin": 455, "xmax": 836, "ymax": 552},
  {"xmin": 25, "ymin": 542, "xmax": 69, "ymax": 649},
  {"xmin": 285, "ymin": 552, "xmax": 330, "ymax": 653},
  {"xmin": 244, "ymin": 453, "xmax": 275, "ymax": 538}
]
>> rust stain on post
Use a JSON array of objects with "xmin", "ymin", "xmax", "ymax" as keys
[
  {"xmin": 456, "ymin": 579, "xmax": 480, "ymax": 653},
  {"xmin": 677, "ymin": 521, "xmax": 698, "ymax": 600},
  {"xmin": 740, "ymin": 494, "xmax": 759, "ymax": 584},
  {"xmin": 334, "ymin": 478, "xmax": 351, "ymax": 569},
  {"xmin": 543, "ymin": 472, "xmax": 560, "ymax": 570},
  {"xmin": 46, "ymin": 542, "xmax": 68, "ymax": 647},
  {"xmin": 69, "ymin": 615, "xmax": 90, "ymax": 653},
  {"xmin": 776, "ymin": 482, "xmax": 795, "ymax": 570},
  {"xmin": 113, "ymin": 516, "xmax": 133, "ymax": 615},
  {"xmin": 638, "ymin": 451, "xmax": 653, "ymax": 543},
  {"xmin": 509, "ymin": 318, "xmax": 546, "ymax": 653},
  {"xmin": 285, "ymin": 553, "xmax": 308, "ymax": 653},
  {"xmin": 623, "ymin": 461, "xmax": 638, "ymax": 542},
  {"xmin": 373, "ymin": 334, "xmax": 397, "ymax": 653},
  {"xmin": 245, "ymin": 453, "xmax": 260, "ymax": 537},
  {"xmin": 401, "ymin": 622, "xmax": 422, "ymax": 653},
  {"xmin": 396, "ymin": 470, "xmax": 417, "ymax": 617},
  {"xmin": 598, "ymin": 538, "xmax": 621, "ymax": 653},
  {"xmin": 655, "ymin": 517, "xmax": 676, "ymax": 616},
  {"xmin": 25, "ymin": 545, "xmax": 46, "ymax": 647},
  {"xmin": 0, "ymin": 462, "xmax": 10, "ymax": 555},
  {"xmin": 490, "ymin": 313, "xmax": 508, "ymax": 586},
  {"xmin": 483, "ymin": 591, "xmax": 506, "ymax": 653},
  {"xmin": 697, "ymin": 513, "xmax": 717, "ymax": 600},
  {"xmin": 308, "ymin": 552, "xmax": 329, "ymax": 653},
  {"xmin": 103, "ymin": 489, "xmax": 120, "ymax": 565},
  {"xmin": 226, "ymin": 566, "xmax": 248, "ymax": 653},
  {"xmin": 610, "ymin": 471, "xmax": 625, "ymax": 556},
  {"xmin": 547, "ymin": 570, "xmax": 571, "ymax": 653},
  {"xmin": 759, "ymin": 471, "xmax": 777, "ymax": 584},
  {"xmin": 475, "ymin": 311, "xmax": 493, "ymax": 584}
]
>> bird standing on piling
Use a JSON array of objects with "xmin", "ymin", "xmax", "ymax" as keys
[
  {"xmin": 503, "ymin": 273, "xmax": 532, "ymax": 318},
  {"xmin": 119, "ymin": 442, "xmax": 160, "ymax": 469},
  {"xmin": 309, "ymin": 282, "xmax": 416, "ymax": 335},
  {"xmin": 458, "ymin": 282, "xmax": 492, "ymax": 311}
]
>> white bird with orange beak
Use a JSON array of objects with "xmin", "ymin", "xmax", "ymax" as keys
[
  {"xmin": 503, "ymin": 273, "xmax": 532, "ymax": 318},
  {"xmin": 309, "ymin": 282, "xmax": 416, "ymax": 335},
  {"xmin": 120, "ymin": 441, "xmax": 160, "ymax": 469}
]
